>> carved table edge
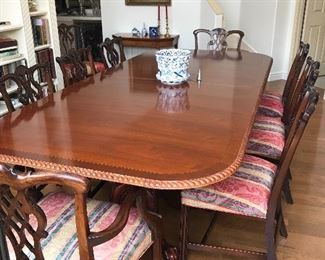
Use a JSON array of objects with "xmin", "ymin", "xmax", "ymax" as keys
[{"xmin": 0, "ymin": 151, "xmax": 244, "ymax": 190}]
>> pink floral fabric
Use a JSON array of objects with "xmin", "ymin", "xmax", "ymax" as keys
[
  {"xmin": 246, "ymin": 114, "xmax": 285, "ymax": 160},
  {"xmin": 258, "ymin": 92, "xmax": 284, "ymax": 118},
  {"xmin": 263, "ymin": 90, "xmax": 282, "ymax": 100},
  {"xmin": 182, "ymin": 155, "xmax": 277, "ymax": 219},
  {"xmin": 8, "ymin": 192, "xmax": 152, "ymax": 260},
  {"xmin": 94, "ymin": 62, "xmax": 106, "ymax": 73}
]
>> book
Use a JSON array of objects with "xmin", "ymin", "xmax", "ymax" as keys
[
  {"xmin": 0, "ymin": 49, "xmax": 18, "ymax": 58},
  {"xmin": 35, "ymin": 47, "xmax": 56, "ymax": 79},
  {"xmin": 32, "ymin": 18, "xmax": 50, "ymax": 46},
  {"xmin": 0, "ymin": 37, "xmax": 18, "ymax": 49}
]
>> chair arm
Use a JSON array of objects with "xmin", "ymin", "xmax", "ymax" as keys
[{"xmin": 88, "ymin": 190, "xmax": 140, "ymax": 247}]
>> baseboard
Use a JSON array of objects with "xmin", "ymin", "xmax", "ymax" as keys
[
  {"xmin": 240, "ymin": 40, "xmax": 287, "ymax": 82},
  {"xmin": 268, "ymin": 72, "xmax": 288, "ymax": 81},
  {"xmin": 241, "ymin": 39, "xmax": 257, "ymax": 53}
]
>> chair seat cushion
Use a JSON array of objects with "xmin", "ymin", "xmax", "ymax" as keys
[
  {"xmin": 258, "ymin": 92, "xmax": 284, "ymax": 118},
  {"xmin": 181, "ymin": 154, "xmax": 277, "ymax": 219},
  {"xmin": 246, "ymin": 115, "xmax": 285, "ymax": 160},
  {"xmin": 10, "ymin": 192, "xmax": 152, "ymax": 260},
  {"xmin": 263, "ymin": 90, "xmax": 283, "ymax": 101},
  {"xmin": 94, "ymin": 61, "xmax": 106, "ymax": 73},
  {"xmin": 63, "ymin": 62, "xmax": 94, "ymax": 79}
]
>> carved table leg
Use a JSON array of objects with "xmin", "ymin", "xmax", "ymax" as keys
[
  {"xmin": 112, "ymin": 186, "xmax": 180, "ymax": 259},
  {"xmin": 143, "ymin": 189, "xmax": 179, "ymax": 260}
]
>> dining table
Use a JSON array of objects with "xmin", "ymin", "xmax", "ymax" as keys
[
  {"xmin": 0, "ymin": 49, "xmax": 272, "ymax": 190},
  {"xmin": 0, "ymin": 49, "xmax": 272, "ymax": 259}
]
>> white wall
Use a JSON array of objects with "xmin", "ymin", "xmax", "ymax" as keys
[
  {"xmin": 271, "ymin": 0, "xmax": 296, "ymax": 80},
  {"xmin": 101, "ymin": 0, "xmax": 296, "ymax": 80},
  {"xmin": 218, "ymin": 0, "xmax": 296, "ymax": 80},
  {"xmin": 101, "ymin": 0, "xmax": 201, "ymax": 50}
]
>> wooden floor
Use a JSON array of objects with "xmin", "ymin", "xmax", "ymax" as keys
[{"xmin": 98, "ymin": 80, "xmax": 325, "ymax": 260}]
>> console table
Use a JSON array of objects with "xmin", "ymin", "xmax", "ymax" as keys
[{"xmin": 113, "ymin": 33, "xmax": 179, "ymax": 49}]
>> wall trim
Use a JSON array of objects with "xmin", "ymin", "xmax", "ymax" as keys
[
  {"xmin": 241, "ymin": 39, "xmax": 258, "ymax": 53},
  {"xmin": 268, "ymin": 72, "xmax": 288, "ymax": 82}
]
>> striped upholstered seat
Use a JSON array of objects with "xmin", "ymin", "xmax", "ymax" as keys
[
  {"xmin": 257, "ymin": 91, "xmax": 284, "ymax": 118},
  {"xmin": 246, "ymin": 115, "xmax": 285, "ymax": 160},
  {"xmin": 181, "ymin": 154, "xmax": 277, "ymax": 219},
  {"xmin": 9, "ymin": 192, "xmax": 152, "ymax": 260}
]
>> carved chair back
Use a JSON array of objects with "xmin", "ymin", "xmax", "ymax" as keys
[
  {"xmin": 58, "ymin": 23, "xmax": 84, "ymax": 55},
  {"xmin": 0, "ymin": 75, "xmax": 27, "ymax": 113},
  {"xmin": 267, "ymin": 84, "xmax": 319, "ymax": 225},
  {"xmin": 193, "ymin": 28, "xmax": 244, "ymax": 52},
  {"xmin": 56, "ymin": 47, "xmax": 96, "ymax": 88},
  {"xmin": 0, "ymin": 167, "xmax": 90, "ymax": 259},
  {"xmin": 0, "ymin": 166, "xmax": 160, "ymax": 259},
  {"xmin": 99, "ymin": 37, "xmax": 126, "ymax": 69},
  {"xmin": 282, "ymin": 41, "xmax": 310, "ymax": 104},
  {"xmin": 0, "ymin": 63, "xmax": 55, "ymax": 114},
  {"xmin": 14, "ymin": 64, "xmax": 55, "ymax": 101},
  {"xmin": 283, "ymin": 57, "xmax": 320, "ymax": 129}
]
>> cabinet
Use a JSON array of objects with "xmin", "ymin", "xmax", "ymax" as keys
[
  {"xmin": 113, "ymin": 33, "xmax": 179, "ymax": 49},
  {"xmin": 0, "ymin": 0, "xmax": 63, "ymax": 116}
]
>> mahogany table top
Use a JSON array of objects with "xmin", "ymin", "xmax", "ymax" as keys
[{"xmin": 0, "ymin": 50, "xmax": 272, "ymax": 189}]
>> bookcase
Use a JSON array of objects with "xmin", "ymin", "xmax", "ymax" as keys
[{"xmin": 0, "ymin": 0, "xmax": 63, "ymax": 116}]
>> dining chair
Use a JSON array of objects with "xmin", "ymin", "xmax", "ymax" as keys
[
  {"xmin": 0, "ymin": 74, "xmax": 28, "ymax": 114},
  {"xmin": 100, "ymin": 37, "xmax": 126, "ymax": 69},
  {"xmin": 58, "ymin": 23, "xmax": 85, "ymax": 56},
  {"xmin": 247, "ymin": 58, "xmax": 319, "ymax": 160},
  {"xmin": 179, "ymin": 85, "xmax": 319, "ymax": 260},
  {"xmin": 0, "ymin": 63, "xmax": 57, "ymax": 201},
  {"xmin": 0, "ymin": 63, "xmax": 55, "ymax": 114},
  {"xmin": 58, "ymin": 24, "xmax": 104, "ymax": 74},
  {"xmin": 193, "ymin": 28, "xmax": 244, "ymax": 52},
  {"xmin": 14, "ymin": 63, "xmax": 56, "ymax": 99},
  {"xmin": 246, "ymin": 58, "xmax": 320, "ymax": 204},
  {"xmin": 0, "ymin": 165, "xmax": 162, "ymax": 259},
  {"xmin": 56, "ymin": 47, "xmax": 97, "ymax": 88},
  {"xmin": 258, "ymin": 41, "xmax": 310, "ymax": 118}
]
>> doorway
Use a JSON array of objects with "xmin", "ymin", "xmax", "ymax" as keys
[
  {"xmin": 292, "ymin": 0, "xmax": 325, "ymax": 77},
  {"xmin": 55, "ymin": 0, "xmax": 103, "ymax": 61}
]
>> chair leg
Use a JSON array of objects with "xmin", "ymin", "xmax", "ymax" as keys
[
  {"xmin": 201, "ymin": 212, "xmax": 218, "ymax": 244},
  {"xmin": 287, "ymin": 167, "xmax": 292, "ymax": 180},
  {"xmin": 279, "ymin": 217, "xmax": 288, "ymax": 238},
  {"xmin": 153, "ymin": 236, "xmax": 163, "ymax": 260},
  {"xmin": 278, "ymin": 202, "xmax": 288, "ymax": 238},
  {"xmin": 179, "ymin": 205, "xmax": 188, "ymax": 260},
  {"xmin": 283, "ymin": 175, "xmax": 294, "ymax": 204},
  {"xmin": 265, "ymin": 217, "xmax": 277, "ymax": 260}
]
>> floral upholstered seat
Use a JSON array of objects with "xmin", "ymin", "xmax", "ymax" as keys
[
  {"xmin": 257, "ymin": 91, "xmax": 284, "ymax": 118},
  {"xmin": 246, "ymin": 115, "xmax": 285, "ymax": 160},
  {"xmin": 9, "ymin": 192, "xmax": 152, "ymax": 260},
  {"xmin": 181, "ymin": 154, "xmax": 277, "ymax": 219},
  {"xmin": 94, "ymin": 61, "xmax": 106, "ymax": 73}
]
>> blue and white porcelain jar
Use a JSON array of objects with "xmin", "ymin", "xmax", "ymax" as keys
[{"xmin": 155, "ymin": 49, "xmax": 191, "ymax": 85}]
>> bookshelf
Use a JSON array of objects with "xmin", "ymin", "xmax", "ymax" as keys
[
  {"xmin": 0, "ymin": 0, "xmax": 62, "ymax": 82},
  {"xmin": 30, "ymin": 10, "xmax": 48, "ymax": 17},
  {"xmin": 0, "ymin": 0, "xmax": 63, "ymax": 115},
  {"xmin": 0, "ymin": 56, "xmax": 25, "ymax": 67},
  {"xmin": 34, "ymin": 44, "xmax": 51, "ymax": 51},
  {"xmin": 0, "ymin": 25, "xmax": 23, "ymax": 33}
]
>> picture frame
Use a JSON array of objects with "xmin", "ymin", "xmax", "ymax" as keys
[{"xmin": 125, "ymin": 0, "xmax": 171, "ymax": 5}]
